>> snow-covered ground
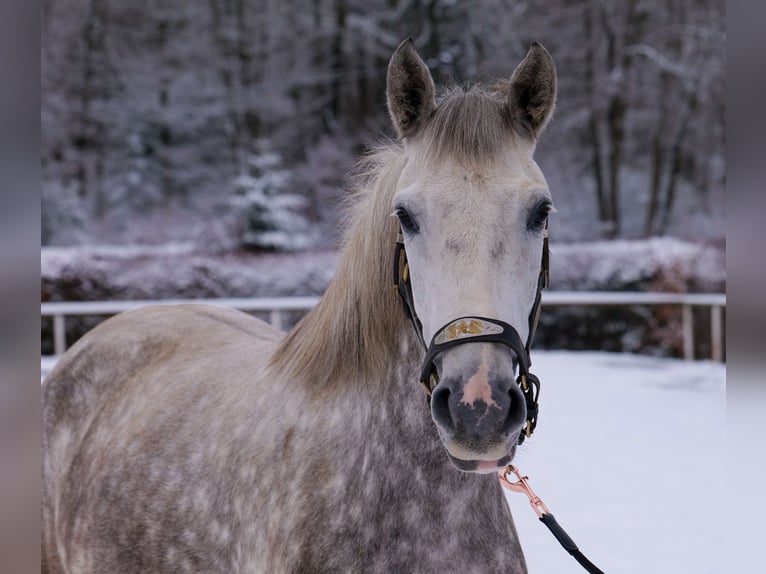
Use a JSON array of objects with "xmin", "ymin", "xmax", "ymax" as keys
[
  {"xmin": 40, "ymin": 351, "xmax": 725, "ymax": 572},
  {"xmin": 508, "ymin": 351, "xmax": 725, "ymax": 574}
]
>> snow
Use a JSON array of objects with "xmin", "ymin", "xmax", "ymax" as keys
[
  {"xmin": 41, "ymin": 247, "xmax": 339, "ymax": 300},
  {"xmin": 41, "ymin": 357, "xmax": 59, "ymax": 381},
  {"xmin": 39, "ymin": 350, "xmax": 725, "ymax": 571},
  {"xmin": 41, "ymin": 242, "xmax": 198, "ymax": 277},
  {"xmin": 551, "ymin": 237, "xmax": 725, "ymax": 291},
  {"xmin": 508, "ymin": 351, "xmax": 725, "ymax": 574},
  {"xmin": 41, "ymin": 237, "xmax": 724, "ymax": 303}
]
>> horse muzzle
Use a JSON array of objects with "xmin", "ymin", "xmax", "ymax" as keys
[
  {"xmin": 428, "ymin": 344, "xmax": 527, "ymax": 471},
  {"xmin": 417, "ymin": 316, "xmax": 541, "ymax": 471}
]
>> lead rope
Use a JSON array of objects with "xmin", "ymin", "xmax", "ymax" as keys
[{"xmin": 499, "ymin": 465, "xmax": 605, "ymax": 574}]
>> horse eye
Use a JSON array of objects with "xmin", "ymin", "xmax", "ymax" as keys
[
  {"xmin": 395, "ymin": 207, "xmax": 419, "ymax": 234},
  {"xmin": 527, "ymin": 202, "xmax": 551, "ymax": 232}
]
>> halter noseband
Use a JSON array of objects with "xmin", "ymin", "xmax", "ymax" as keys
[{"xmin": 393, "ymin": 224, "xmax": 549, "ymax": 444}]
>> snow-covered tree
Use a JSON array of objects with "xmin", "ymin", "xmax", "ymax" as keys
[
  {"xmin": 41, "ymin": 181, "xmax": 87, "ymax": 246},
  {"xmin": 230, "ymin": 145, "xmax": 313, "ymax": 251}
]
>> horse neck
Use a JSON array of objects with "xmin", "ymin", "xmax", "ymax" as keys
[
  {"xmin": 269, "ymin": 146, "xmax": 411, "ymax": 391},
  {"xmin": 263, "ymin": 147, "xmax": 524, "ymax": 569}
]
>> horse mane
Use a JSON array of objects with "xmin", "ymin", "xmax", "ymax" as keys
[
  {"xmin": 269, "ymin": 86, "xmax": 517, "ymax": 388},
  {"xmin": 269, "ymin": 144, "xmax": 410, "ymax": 387}
]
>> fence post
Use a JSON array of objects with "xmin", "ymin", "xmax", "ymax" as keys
[
  {"xmin": 711, "ymin": 305, "xmax": 723, "ymax": 362},
  {"xmin": 270, "ymin": 309, "xmax": 283, "ymax": 330},
  {"xmin": 53, "ymin": 315, "xmax": 66, "ymax": 356},
  {"xmin": 682, "ymin": 304, "xmax": 694, "ymax": 360}
]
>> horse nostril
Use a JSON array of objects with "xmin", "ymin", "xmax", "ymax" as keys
[
  {"xmin": 431, "ymin": 376, "xmax": 526, "ymax": 440},
  {"xmin": 502, "ymin": 383, "xmax": 526, "ymax": 435},
  {"xmin": 430, "ymin": 385, "xmax": 455, "ymax": 431}
]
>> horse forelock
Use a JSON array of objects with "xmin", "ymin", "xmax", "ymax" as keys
[
  {"xmin": 269, "ymin": 145, "xmax": 412, "ymax": 388},
  {"xmin": 414, "ymin": 85, "xmax": 521, "ymax": 167}
]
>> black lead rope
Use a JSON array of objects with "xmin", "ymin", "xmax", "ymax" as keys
[
  {"xmin": 540, "ymin": 514, "xmax": 605, "ymax": 574},
  {"xmin": 500, "ymin": 465, "xmax": 605, "ymax": 574}
]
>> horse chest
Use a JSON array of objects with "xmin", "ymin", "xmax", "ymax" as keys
[
  {"xmin": 266, "ymin": 475, "xmax": 525, "ymax": 573},
  {"xmin": 240, "ymin": 390, "xmax": 526, "ymax": 573}
]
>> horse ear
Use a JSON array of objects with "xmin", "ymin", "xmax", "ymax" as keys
[
  {"xmin": 505, "ymin": 42, "xmax": 557, "ymax": 140},
  {"xmin": 386, "ymin": 38, "xmax": 436, "ymax": 139}
]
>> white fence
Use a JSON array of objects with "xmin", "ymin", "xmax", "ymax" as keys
[{"xmin": 41, "ymin": 291, "xmax": 726, "ymax": 362}]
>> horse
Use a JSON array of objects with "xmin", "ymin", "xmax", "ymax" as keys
[{"xmin": 42, "ymin": 38, "xmax": 557, "ymax": 573}]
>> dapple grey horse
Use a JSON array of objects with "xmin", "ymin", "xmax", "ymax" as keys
[{"xmin": 42, "ymin": 39, "xmax": 556, "ymax": 573}]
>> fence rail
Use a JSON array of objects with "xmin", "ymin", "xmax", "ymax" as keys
[{"xmin": 41, "ymin": 291, "xmax": 726, "ymax": 361}]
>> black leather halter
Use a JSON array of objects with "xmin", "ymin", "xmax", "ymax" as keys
[{"xmin": 393, "ymin": 224, "xmax": 549, "ymax": 444}]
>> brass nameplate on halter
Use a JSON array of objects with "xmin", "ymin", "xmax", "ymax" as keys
[{"xmin": 433, "ymin": 318, "xmax": 503, "ymax": 345}]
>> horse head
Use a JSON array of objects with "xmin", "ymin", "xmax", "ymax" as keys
[{"xmin": 387, "ymin": 39, "xmax": 556, "ymax": 473}]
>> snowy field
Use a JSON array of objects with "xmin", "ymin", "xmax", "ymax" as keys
[
  {"xmin": 507, "ymin": 351, "xmax": 725, "ymax": 574},
  {"xmin": 40, "ymin": 351, "xmax": 725, "ymax": 572}
]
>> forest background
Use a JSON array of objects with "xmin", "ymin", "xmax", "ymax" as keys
[
  {"xmin": 40, "ymin": 0, "xmax": 726, "ymax": 357},
  {"xmin": 41, "ymin": 0, "xmax": 725, "ymax": 247}
]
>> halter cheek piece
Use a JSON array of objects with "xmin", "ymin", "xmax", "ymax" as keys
[{"xmin": 393, "ymin": 224, "xmax": 550, "ymax": 444}]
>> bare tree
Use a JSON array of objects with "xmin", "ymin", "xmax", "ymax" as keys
[{"xmin": 41, "ymin": 0, "xmax": 725, "ymax": 247}]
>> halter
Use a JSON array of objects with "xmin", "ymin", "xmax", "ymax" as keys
[{"xmin": 393, "ymin": 223, "xmax": 549, "ymax": 444}]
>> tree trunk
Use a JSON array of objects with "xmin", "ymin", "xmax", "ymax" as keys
[
  {"xmin": 658, "ymin": 90, "xmax": 698, "ymax": 233},
  {"xmin": 606, "ymin": 94, "xmax": 625, "ymax": 238},
  {"xmin": 208, "ymin": 0, "xmax": 243, "ymax": 170},
  {"xmin": 583, "ymin": 2, "xmax": 608, "ymax": 234},
  {"xmin": 645, "ymin": 132, "xmax": 662, "ymax": 237},
  {"xmin": 77, "ymin": 0, "xmax": 111, "ymax": 215},
  {"xmin": 330, "ymin": 0, "xmax": 347, "ymax": 127}
]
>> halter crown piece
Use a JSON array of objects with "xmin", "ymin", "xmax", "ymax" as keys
[{"xmin": 393, "ymin": 223, "xmax": 550, "ymax": 445}]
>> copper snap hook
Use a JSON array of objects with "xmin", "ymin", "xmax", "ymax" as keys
[{"xmin": 498, "ymin": 465, "xmax": 550, "ymax": 519}]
